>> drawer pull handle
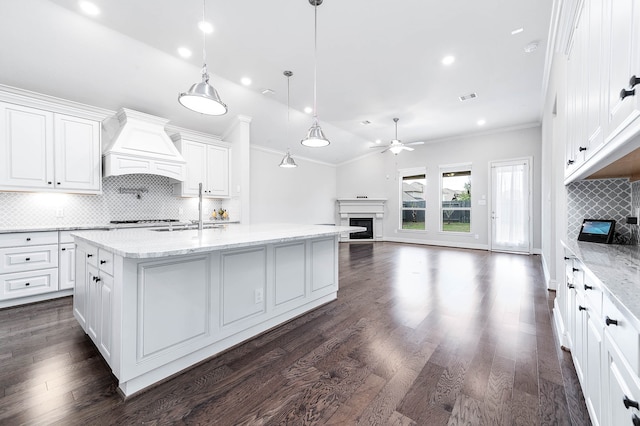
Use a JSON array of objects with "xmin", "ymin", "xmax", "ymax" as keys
[
  {"xmin": 633, "ymin": 413, "xmax": 640, "ymax": 426},
  {"xmin": 567, "ymin": 159, "xmax": 575, "ymax": 166},
  {"xmin": 572, "ymin": 267, "xmax": 580, "ymax": 272},
  {"xmin": 584, "ymin": 284, "xmax": 593, "ymax": 291},
  {"xmin": 100, "ymin": 260, "xmax": 107, "ymax": 264},
  {"xmin": 578, "ymin": 146, "xmax": 587, "ymax": 152},
  {"xmin": 631, "ymin": 75, "xmax": 640, "ymax": 88},
  {"xmin": 605, "ymin": 316, "xmax": 619, "ymax": 326},
  {"xmin": 568, "ymin": 284, "xmax": 575, "ymax": 289},
  {"xmin": 26, "ymin": 238, "xmax": 31, "ymax": 241},
  {"xmin": 94, "ymin": 277, "xmax": 101, "ymax": 282},
  {"xmin": 87, "ymin": 254, "xmax": 93, "ymax": 258},
  {"xmin": 623, "ymin": 396, "xmax": 639, "ymax": 410},
  {"xmin": 61, "ymin": 248, "xmax": 66, "ymax": 251},
  {"xmin": 564, "ymin": 256, "xmax": 570, "ymax": 260},
  {"xmin": 25, "ymin": 282, "xmax": 30, "ymax": 287},
  {"xmin": 621, "ymin": 88, "xmax": 636, "ymax": 100},
  {"xmin": 25, "ymin": 257, "xmax": 30, "ymax": 261},
  {"xmin": 578, "ymin": 305, "xmax": 587, "ymax": 312}
]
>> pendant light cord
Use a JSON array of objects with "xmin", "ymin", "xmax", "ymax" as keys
[
  {"xmin": 313, "ymin": 2, "xmax": 318, "ymax": 120},
  {"xmin": 202, "ymin": 0, "xmax": 208, "ymax": 79}
]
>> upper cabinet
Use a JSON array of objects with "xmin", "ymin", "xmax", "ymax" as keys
[
  {"xmin": 0, "ymin": 101, "xmax": 101, "ymax": 193},
  {"xmin": 172, "ymin": 131, "xmax": 230, "ymax": 198},
  {"xmin": 564, "ymin": 0, "xmax": 640, "ymax": 182}
]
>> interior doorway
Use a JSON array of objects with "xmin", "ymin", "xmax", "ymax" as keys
[{"xmin": 490, "ymin": 158, "xmax": 532, "ymax": 253}]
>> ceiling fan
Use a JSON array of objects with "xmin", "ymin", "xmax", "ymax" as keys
[{"xmin": 372, "ymin": 118, "xmax": 425, "ymax": 155}]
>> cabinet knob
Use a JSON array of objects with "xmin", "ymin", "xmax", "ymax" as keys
[
  {"xmin": 25, "ymin": 257, "xmax": 30, "ymax": 261},
  {"xmin": 25, "ymin": 282, "xmax": 30, "ymax": 287},
  {"xmin": 572, "ymin": 267, "xmax": 580, "ymax": 272},
  {"xmin": 61, "ymin": 248, "xmax": 66, "ymax": 251},
  {"xmin": 87, "ymin": 254, "xmax": 93, "ymax": 258},
  {"xmin": 47, "ymin": 181, "xmax": 52, "ymax": 185},
  {"xmin": 578, "ymin": 305, "xmax": 587, "ymax": 311},
  {"xmin": 100, "ymin": 260, "xmax": 107, "ymax": 264},
  {"xmin": 57, "ymin": 182, "xmax": 61, "ymax": 185},
  {"xmin": 567, "ymin": 159, "xmax": 575, "ymax": 166},
  {"xmin": 26, "ymin": 237, "xmax": 31, "ymax": 241},
  {"xmin": 568, "ymin": 284, "xmax": 575, "ymax": 289},
  {"xmin": 95, "ymin": 277, "xmax": 101, "ymax": 282},
  {"xmin": 621, "ymin": 88, "xmax": 636, "ymax": 100},
  {"xmin": 623, "ymin": 396, "xmax": 639, "ymax": 410},
  {"xmin": 630, "ymin": 75, "xmax": 640, "ymax": 88},
  {"xmin": 584, "ymin": 284, "xmax": 593, "ymax": 291},
  {"xmin": 578, "ymin": 146, "xmax": 587, "ymax": 152},
  {"xmin": 564, "ymin": 256, "xmax": 570, "ymax": 260},
  {"xmin": 605, "ymin": 316, "xmax": 619, "ymax": 326}
]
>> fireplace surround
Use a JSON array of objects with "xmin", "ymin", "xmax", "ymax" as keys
[{"xmin": 336, "ymin": 198, "xmax": 386, "ymax": 242}]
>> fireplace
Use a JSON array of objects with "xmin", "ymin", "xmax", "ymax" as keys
[
  {"xmin": 336, "ymin": 198, "xmax": 386, "ymax": 242},
  {"xmin": 349, "ymin": 218, "xmax": 374, "ymax": 239}
]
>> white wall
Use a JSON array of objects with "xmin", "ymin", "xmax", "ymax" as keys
[
  {"xmin": 250, "ymin": 147, "xmax": 337, "ymax": 225},
  {"xmin": 336, "ymin": 126, "xmax": 542, "ymax": 250}
]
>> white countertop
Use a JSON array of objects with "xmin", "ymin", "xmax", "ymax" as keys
[
  {"xmin": 72, "ymin": 223, "xmax": 364, "ymax": 259},
  {"xmin": 564, "ymin": 240, "xmax": 640, "ymax": 328}
]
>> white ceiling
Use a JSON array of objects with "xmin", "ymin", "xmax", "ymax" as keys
[{"xmin": 1, "ymin": 0, "xmax": 553, "ymax": 165}]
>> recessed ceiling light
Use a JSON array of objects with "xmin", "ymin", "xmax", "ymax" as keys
[
  {"xmin": 241, "ymin": 77, "xmax": 252, "ymax": 86},
  {"xmin": 304, "ymin": 107, "xmax": 313, "ymax": 114},
  {"xmin": 524, "ymin": 41, "xmax": 539, "ymax": 53},
  {"xmin": 511, "ymin": 27, "xmax": 524, "ymax": 35},
  {"xmin": 198, "ymin": 20, "xmax": 214, "ymax": 34},
  {"xmin": 441, "ymin": 55, "xmax": 455, "ymax": 66},
  {"xmin": 79, "ymin": 1, "xmax": 100, "ymax": 16},
  {"xmin": 459, "ymin": 93, "xmax": 478, "ymax": 101},
  {"xmin": 477, "ymin": 119, "xmax": 486, "ymax": 126},
  {"xmin": 261, "ymin": 88, "xmax": 275, "ymax": 95},
  {"xmin": 177, "ymin": 47, "xmax": 192, "ymax": 58}
]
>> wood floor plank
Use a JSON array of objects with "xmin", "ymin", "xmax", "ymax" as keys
[{"xmin": 0, "ymin": 243, "xmax": 591, "ymax": 425}]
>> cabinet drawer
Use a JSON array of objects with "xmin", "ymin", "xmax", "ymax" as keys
[
  {"xmin": 85, "ymin": 245, "xmax": 98, "ymax": 268},
  {"xmin": 0, "ymin": 268, "xmax": 58, "ymax": 300},
  {"xmin": 604, "ymin": 295, "xmax": 640, "ymax": 375},
  {"xmin": 583, "ymin": 269, "xmax": 603, "ymax": 318},
  {"xmin": 0, "ymin": 244, "xmax": 58, "ymax": 273},
  {"xmin": 98, "ymin": 249, "xmax": 113, "ymax": 275},
  {"xmin": 0, "ymin": 231, "xmax": 58, "ymax": 248}
]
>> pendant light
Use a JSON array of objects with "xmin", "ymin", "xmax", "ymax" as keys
[
  {"xmin": 178, "ymin": 0, "xmax": 227, "ymax": 116},
  {"xmin": 301, "ymin": 0, "xmax": 329, "ymax": 147},
  {"xmin": 280, "ymin": 71, "xmax": 298, "ymax": 168}
]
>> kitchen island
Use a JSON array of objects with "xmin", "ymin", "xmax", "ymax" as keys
[{"xmin": 71, "ymin": 223, "xmax": 362, "ymax": 397}]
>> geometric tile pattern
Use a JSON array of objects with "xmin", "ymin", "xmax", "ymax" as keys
[
  {"xmin": 567, "ymin": 178, "xmax": 632, "ymax": 241},
  {"xmin": 0, "ymin": 174, "xmax": 226, "ymax": 229}
]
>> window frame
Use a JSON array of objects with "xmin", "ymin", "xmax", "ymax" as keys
[
  {"xmin": 439, "ymin": 163, "xmax": 472, "ymax": 234},
  {"xmin": 398, "ymin": 167, "xmax": 427, "ymax": 232}
]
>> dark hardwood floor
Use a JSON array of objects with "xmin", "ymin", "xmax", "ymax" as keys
[{"xmin": 0, "ymin": 242, "xmax": 591, "ymax": 425}]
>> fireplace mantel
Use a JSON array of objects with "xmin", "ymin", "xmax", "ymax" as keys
[{"xmin": 336, "ymin": 198, "xmax": 386, "ymax": 241}]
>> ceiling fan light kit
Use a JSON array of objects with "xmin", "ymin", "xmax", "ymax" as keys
[
  {"xmin": 372, "ymin": 117, "xmax": 425, "ymax": 155},
  {"xmin": 178, "ymin": 0, "xmax": 228, "ymax": 116},
  {"xmin": 301, "ymin": 0, "xmax": 330, "ymax": 148}
]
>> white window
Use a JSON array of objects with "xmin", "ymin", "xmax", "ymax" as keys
[
  {"xmin": 440, "ymin": 164, "xmax": 471, "ymax": 233},
  {"xmin": 399, "ymin": 168, "xmax": 426, "ymax": 230}
]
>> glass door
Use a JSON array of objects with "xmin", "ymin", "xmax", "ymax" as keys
[{"xmin": 490, "ymin": 158, "xmax": 531, "ymax": 253}]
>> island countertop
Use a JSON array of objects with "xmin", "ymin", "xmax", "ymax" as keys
[{"xmin": 72, "ymin": 223, "xmax": 364, "ymax": 259}]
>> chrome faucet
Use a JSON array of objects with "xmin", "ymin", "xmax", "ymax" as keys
[{"xmin": 198, "ymin": 182, "xmax": 203, "ymax": 231}]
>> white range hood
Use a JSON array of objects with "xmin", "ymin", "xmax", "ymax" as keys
[{"xmin": 102, "ymin": 108, "xmax": 186, "ymax": 181}]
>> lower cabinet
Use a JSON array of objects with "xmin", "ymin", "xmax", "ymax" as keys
[{"xmin": 604, "ymin": 332, "xmax": 640, "ymax": 426}]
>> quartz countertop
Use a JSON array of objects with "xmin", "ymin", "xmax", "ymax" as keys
[
  {"xmin": 0, "ymin": 221, "xmax": 238, "ymax": 234},
  {"xmin": 563, "ymin": 239, "xmax": 640, "ymax": 328},
  {"xmin": 72, "ymin": 223, "xmax": 364, "ymax": 259}
]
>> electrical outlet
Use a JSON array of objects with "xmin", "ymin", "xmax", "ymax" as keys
[
  {"xmin": 55, "ymin": 208, "xmax": 64, "ymax": 218},
  {"xmin": 254, "ymin": 288, "xmax": 263, "ymax": 304}
]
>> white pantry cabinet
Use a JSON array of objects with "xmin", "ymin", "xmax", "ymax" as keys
[
  {"xmin": 0, "ymin": 102, "xmax": 101, "ymax": 193},
  {"xmin": 172, "ymin": 132, "xmax": 230, "ymax": 198}
]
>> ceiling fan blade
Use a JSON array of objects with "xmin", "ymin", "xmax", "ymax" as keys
[
  {"xmin": 405, "ymin": 141, "xmax": 425, "ymax": 146},
  {"xmin": 403, "ymin": 146, "xmax": 414, "ymax": 151},
  {"xmin": 370, "ymin": 145, "xmax": 386, "ymax": 149},
  {"xmin": 380, "ymin": 146, "xmax": 391, "ymax": 153}
]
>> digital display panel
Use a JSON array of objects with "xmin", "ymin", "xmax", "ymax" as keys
[
  {"xmin": 578, "ymin": 219, "xmax": 615, "ymax": 243},
  {"xmin": 582, "ymin": 221, "xmax": 612, "ymax": 235}
]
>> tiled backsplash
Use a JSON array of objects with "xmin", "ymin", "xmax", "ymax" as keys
[
  {"xmin": 567, "ymin": 178, "xmax": 633, "ymax": 242},
  {"xmin": 0, "ymin": 174, "xmax": 234, "ymax": 228}
]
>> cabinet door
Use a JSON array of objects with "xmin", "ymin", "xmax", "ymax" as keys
[
  {"xmin": 0, "ymin": 102, "xmax": 54, "ymax": 189},
  {"xmin": 181, "ymin": 140, "xmax": 208, "ymax": 196},
  {"xmin": 206, "ymin": 145, "xmax": 229, "ymax": 197},
  {"xmin": 586, "ymin": 315, "xmax": 603, "ymax": 425},
  {"xmin": 87, "ymin": 264, "xmax": 99, "ymax": 341},
  {"xmin": 605, "ymin": 0, "xmax": 640, "ymax": 139},
  {"xmin": 605, "ymin": 337, "xmax": 640, "ymax": 426},
  {"xmin": 573, "ymin": 293, "xmax": 587, "ymax": 385},
  {"xmin": 584, "ymin": 0, "xmax": 605, "ymax": 157},
  {"xmin": 59, "ymin": 243, "xmax": 75, "ymax": 290},
  {"xmin": 54, "ymin": 114, "xmax": 101, "ymax": 192},
  {"xmin": 73, "ymin": 246, "xmax": 88, "ymax": 331},
  {"xmin": 98, "ymin": 273, "xmax": 113, "ymax": 362}
]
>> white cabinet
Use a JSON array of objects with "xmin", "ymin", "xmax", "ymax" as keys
[
  {"xmin": 172, "ymin": 133, "xmax": 230, "ymax": 198},
  {"xmin": 59, "ymin": 243, "xmax": 75, "ymax": 290},
  {"xmin": 604, "ymin": 0, "xmax": 640, "ymax": 140},
  {"xmin": 0, "ymin": 102, "xmax": 101, "ymax": 193},
  {"xmin": 604, "ymin": 332, "xmax": 640, "ymax": 426},
  {"xmin": 0, "ymin": 231, "xmax": 59, "ymax": 301},
  {"xmin": 74, "ymin": 242, "xmax": 113, "ymax": 363}
]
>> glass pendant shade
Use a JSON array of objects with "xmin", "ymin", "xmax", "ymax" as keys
[
  {"xmin": 179, "ymin": 68, "xmax": 227, "ymax": 115},
  {"xmin": 301, "ymin": 118, "xmax": 330, "ymax": 147},
  {"xmin": 279, "ymin": 151, "xmax": 298, "ymax": 168}
]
